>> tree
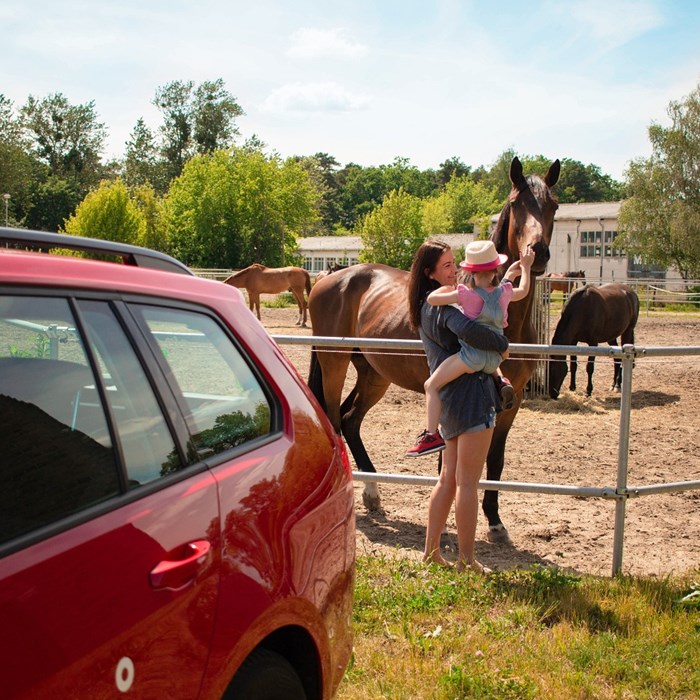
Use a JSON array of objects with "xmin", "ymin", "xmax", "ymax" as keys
[
  {"xmin": 20, "ymin": 93, "xmax": 107, "ymax": 195},
  {"xmin": 153, "ymin": 79, "xmax": 244, "ymax": 182},
  {"xmin": 124, "ymin": 118, "xmax": 166, "ymax": 192},
  {"xmin": 437, "ymin": 156, "xmax": 471, "ymax": 188},
  {"xmin": 291, "ymin": 152, "xmax": 342, "ymax": 235},
  {"xmin": 192, "ymin": 79, "xmax": 244, "ymax": 153},
  {"xmin": 356, "ymin": 188, "xmax": 425, "ymax": 269},
  {"xmin": 63, "ymin": 178, "xmax": 145, "ymax": 245},
  {"xmin": 618, "ymin": 82, "xmax": 700, "ymax": 279},
  {"xmin": 165, "ymin": 147, "xmax": 318, "ymax": 268},
  {"xmin": 26, "ymin": 175, "xmax": 79, "ymax": 232},
  {"xmin": 0, "ymin": 94, "xmax": 37, "ymax": 225}
]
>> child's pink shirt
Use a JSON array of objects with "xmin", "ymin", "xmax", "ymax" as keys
[{"xmin": 456, "ymin": 280, "xmax": 514, "ymax": 328}]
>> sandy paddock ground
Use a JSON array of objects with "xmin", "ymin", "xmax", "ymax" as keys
[{"xmin": 258, "ymin": 303, "xmax": 699, "ymax": 578}]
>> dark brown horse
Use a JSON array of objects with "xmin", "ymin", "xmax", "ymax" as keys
[
  {"xmin": 549, "ymin": 283, "xmax": 639, "ymax": 398},
  {"xmin": 224, "ymin": 264, "xmax": 311, "ymax": 327},
  {"xmin": 307, "ymin": 157, "xmax": 560, "ymax": 542}
]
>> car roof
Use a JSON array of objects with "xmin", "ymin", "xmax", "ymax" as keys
[
  {"xmin": 0, "ymin": 227, "xmax": 247, "ymax": 314},
  {"xmin": 0, "ymin": 227, "xmax": 192, "ymax": 276}
]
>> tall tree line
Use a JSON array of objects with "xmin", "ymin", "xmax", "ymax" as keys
[{"xmin": 1, "ymin": 78, "xmax": 623, "ymax": 239}]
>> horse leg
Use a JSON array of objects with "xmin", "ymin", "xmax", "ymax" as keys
[
  {"xmin": 609, "ymin": 337, "xmax": 622, "ymax": 391},
  {"xmin": 483, "ymin": 394, "xmax": 521, "ymax": 543},
  {"xmin": 569, "ymin": 355, "xmax": 577, "ymax": 392},
  {"xmin": 249, "ymin": 292, "xmax": 261, "ymax": 320},
  {"xmin": 341, "ymin": 353, "xmax": 391, "ymax": 511},
  {"xmin": 586, "ymin": 356, "xmax": 595, "ymax": 396},
  {"xmin": 290, "ymin": 287, "xmax": 304, "ymax": 326},
  {"xmin": 316, "ymin": 350, "xmax": 353, "ymax": 434}
]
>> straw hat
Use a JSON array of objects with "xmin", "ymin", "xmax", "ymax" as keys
[{"xmin": 459, "ymin": 240, "xmax": 509, "ymax": 271}]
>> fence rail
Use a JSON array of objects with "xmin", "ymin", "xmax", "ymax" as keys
[{"xmin": 272, "ymin": 333, "xmax": 700, "ymax": 576}]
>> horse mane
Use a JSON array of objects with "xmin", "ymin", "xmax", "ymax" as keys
[
  {"xmin": 490, "ymin": 200, "xmax": 511, "ymax": 256},
  {"xmin": 551, "ymin": 285, "xmax": 587, "ymax": 344}
]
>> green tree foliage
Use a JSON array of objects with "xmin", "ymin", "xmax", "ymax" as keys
[
  {"xmin": 291, "ymin": 152, "xmax": 343, "ymax": 235},
  {"xmin": 20, "ymin": 93, "xmax": 107, "ymax": 195},
  {"xmin": 123, "ymin": 118, "xmax": 167, "ymax": 193},
  {"xmin": 618, "ymin": 82, "xmax": 700, "ymax": 279},
  {"xmin": 437, "ymin": 156, "xmax": 471, "ymax": 188},
  {"xmin": 154, "ymin": 79, "xmax": 243, "ymax": 182},
  {"xmin": 131, "ymin": 183, "xmax": 167, "ymax": 251},
  {"xmin": 0, "ymin": 95, "xmax": 38, "ymax": 225},
  {"xmin": 63, "ymin": 178, "xmax": 145, "ymax": 245},
  {"xmin": 26, "ymin": 175, "xmax": 79, "ymax": 232},
  {"xmin": 335, "ymin": 158, "xmax": 439, "ymax": 230},
  {"xmin": 422, "ymin": 176, "xmax": 500, "ymax": 237},
  {"xmin": 356, "ymin": 188, "xmax": 425, "ymax": 269},
  {"xmin": 481, "ymin": 149, "xmax": 622, "ymax": 204},
  {"xmin": 165, "ymin": 148, "xmax": 318, "ymax": 268}
]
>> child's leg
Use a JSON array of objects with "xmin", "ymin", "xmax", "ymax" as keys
[{"xmin": 424, "ymin": 353, "xmax": 475, "ymax": 433}]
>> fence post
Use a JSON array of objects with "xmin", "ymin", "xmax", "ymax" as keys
[{"xmin": 611, "ymin": 344, "xmax": 636, "ymax": 575}]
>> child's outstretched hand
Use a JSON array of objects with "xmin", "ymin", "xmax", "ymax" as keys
[
  {"xmin": 504, "ymin": 259, "xmax": 521, "ymax": 281},
  {"xmin": 520, "ymin": 244, "xmax": 535, "ymax": 269}
]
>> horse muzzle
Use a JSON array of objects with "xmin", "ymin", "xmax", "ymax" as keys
[{"xmin": 529, "ymin": 241, "xmax": 550, "ymax": 275}]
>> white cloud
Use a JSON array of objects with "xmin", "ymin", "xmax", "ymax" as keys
[
  {"xmin": 260, "ymin": 82, "xmax": 370, "ymax": 113},
  {"xmin": 288, "ymin": 27, "xmax": 368, "ymax": 58},
  {"xmin": 562, "ymin": 0, "xmax": 663, "ymax": 48}
]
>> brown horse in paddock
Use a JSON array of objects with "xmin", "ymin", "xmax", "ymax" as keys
[
  {"xmin": 308, "ymin": 157, "xmax": 560, "ymax": 542},
  {"xmin": 548, "ymin": 283, "xmax": 640, "ymax": 399},
  {"xmin": 544, "ymin": 271, "xmax": 585, "ymax": 298},
  {"xmin": 224, "ymin": 264, "xmax": 311, "ymax": 327}
]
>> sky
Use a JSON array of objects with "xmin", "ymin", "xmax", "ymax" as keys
[{"xmin": 2, "ymin": 0, "xmax": 699, "ymax": 182}]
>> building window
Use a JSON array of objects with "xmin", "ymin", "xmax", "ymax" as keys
[{"xmin": 580, "ymin": 230, "xmax": 623, "ymax": 258}]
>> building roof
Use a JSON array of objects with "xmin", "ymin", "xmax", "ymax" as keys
[
  {"xmin": 555, "ymin": 201, "xmax": 621, "ymax": 221},
  {"xmin": 297, "ymin": 236, "xmax": 363, "ymax": 252}
]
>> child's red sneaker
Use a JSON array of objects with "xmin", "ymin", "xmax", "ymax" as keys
[
  {"xmin": 406, "ymin": 429, "xmax": 445, "ymax": 457},
  {"xmin": 495, "ymin": 376, "xmax": 515, "ymax": 410}
]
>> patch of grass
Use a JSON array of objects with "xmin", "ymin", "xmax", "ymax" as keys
[
  {"xmin": 339, "ymin": 556, "xmax": 700, "ymax": 699},
  {"xmin": 261, "ymin": 292, "xmax": 296, "ymax": 308}
]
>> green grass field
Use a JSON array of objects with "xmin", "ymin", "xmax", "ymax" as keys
[{"xmin": 338, "ymin": 555, "xmax": 700, "ymax": 699}]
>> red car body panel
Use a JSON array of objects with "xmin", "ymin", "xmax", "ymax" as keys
[{"xmin": 0, "ymin": 244, "xmax": 354, "ymax": 699}]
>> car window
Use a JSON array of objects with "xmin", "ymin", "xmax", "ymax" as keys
[
  {"xmin": 0, "ymin": 296, "xmax": 119, "ymax": 544},
  {"xmin": 78, "ymin": 301, "xmax": 181, "ymax": 485},
  {"xmin": 134, "ymin": 305, "xmax": 273, "ymax": 458}
]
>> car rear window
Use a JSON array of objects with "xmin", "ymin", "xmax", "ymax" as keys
[{"xmin": 132, "ymin": 305, "xmax": 273, "ymax": 459}]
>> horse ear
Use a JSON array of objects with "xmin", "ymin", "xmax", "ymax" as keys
[
  {"xmin": 545, "ymin": 159, "xmax": 561, "ymax": 187},
  {"xmin": 509, "ymin": 157, "xmax": 525, "ymax": 187}
]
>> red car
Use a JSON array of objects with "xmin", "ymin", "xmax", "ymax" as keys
[{"xmin": 0, "ymin": 228, "xmax": 354, "ymax": 699}]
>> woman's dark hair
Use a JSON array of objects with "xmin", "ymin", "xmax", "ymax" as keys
[{"xmin": 408, "ymin": 240, "xmax": 451, "ymax": 331}]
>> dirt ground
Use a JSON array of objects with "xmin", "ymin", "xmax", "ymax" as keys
[{"xmin": 259, "ymin": 304, "xmax": 700, "ymax": 578}]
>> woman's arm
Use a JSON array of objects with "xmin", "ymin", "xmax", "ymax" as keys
[{"xmin": 441, "ymin": 305, "xmax": 509, "ymax": 353}]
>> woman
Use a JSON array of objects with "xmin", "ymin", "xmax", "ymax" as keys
[{"xmin": 408, "ymin": 240, "xmax": 509, "ymax": 573}]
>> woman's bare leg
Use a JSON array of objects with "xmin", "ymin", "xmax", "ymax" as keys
[
  {"xmin": 454, "ymin": 427, "xmax": 493, "ymax": 572},
  {"xmin": 423, "ymin": 354, "xmax": 474, "ymax": 433},
  {"xmin": 423, "ymin": 438, "xmax": 457, "ymax": 565}
]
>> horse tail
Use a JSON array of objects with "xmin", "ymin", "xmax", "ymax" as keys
[
  {"xmin": 308, "ymin": 349, "xmax": 327, "ymax": 411},
  {"xmin": 305, "ymin": 270, "xmax": 311, "ymax": 297}
]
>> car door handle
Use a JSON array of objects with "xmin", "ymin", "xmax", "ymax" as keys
[{"xmin": 149, "ymin": 540, "xmax": 212, "ymax": 590}]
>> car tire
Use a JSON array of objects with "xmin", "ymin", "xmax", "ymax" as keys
[{"xmin": 223, "ymin": 648, "xmax": 307, "ymax": 700}]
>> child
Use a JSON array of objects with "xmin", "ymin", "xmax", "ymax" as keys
[{"xmin": 406, "ymin": 239, "xmax": 534, "ymax": 457}]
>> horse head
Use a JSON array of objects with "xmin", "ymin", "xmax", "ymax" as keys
[
  {"xmin": 548, "ymin": 356, "xmax": 568, "ymax": 399},
  {"xmin": 492, "ymin": 157, "xmax": 560, "ymax": 276}
]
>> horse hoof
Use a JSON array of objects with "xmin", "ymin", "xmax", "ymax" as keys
[
  {"xmin": 362, "ymin": 490, "xmax": 382, "ymax": 512},
  {"xmin": 487, "ymin": 524, "xmax": 512, "ymax": 545}
]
